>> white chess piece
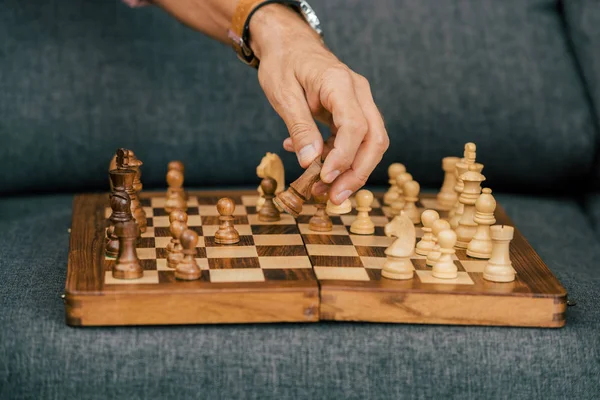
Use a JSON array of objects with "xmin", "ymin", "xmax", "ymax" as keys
[
  {"xmin": 426, "ymin": 219, "xmax": 451, "ymax": 267},
  {"xmin": 432, "ymin": 229, "xmax": 458, "ymax": 279},
  {"xmin": 401, "ymin": 180, "xmax": 421, "ymax": 224},
  {"xmin": 455, "ymin": 164, "xmax": 486, "ymax": 249},
  {"xmin": 436, "ymin": 157, "xmax": 460, "ymax": 210},
  {"xmin": 383, "ymin": 163, "xmax": 406, "ymax": 206},
  {"xmin": 415, "ymin": 210, "xmax": 439, "ymax": 256},
  {"xmin": 390, "ymin": 172, "xmax": 413, "ymax": 216},
  {"xmin": 326, "ymin": 198, "xmax": 352, "ymax": 215},
  {"xmin": 449, "ymin": 142, "xmax": 483, "ymax": 228},
  {"xmin": 350, "ymin": 190, "xmax": 375, "ymax": 235},
  {"xmin": 382, "ymin": 213, "xmax": 416, "ymax": 280},
  {"xmin": 483, "ymin": 225, "xmax": 516, "ymax": 282},
  {"xmin": 467, "ymin": 188, "xmax": 496, "ymax": 259}
]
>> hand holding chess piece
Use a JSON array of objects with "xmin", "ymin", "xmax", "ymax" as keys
[
  {"xmin": 309, "ymin": 191, "xmax": 333, "ymax": 232},
  {"xmin": 215, "ymin": 197, "xmax": 240, "ymax": 244},
  {"xmin": 274, "ymin": 159, "xmax": 322, "ymax": 217},
  {"xmin": 350, "ymin": 190, "xmax": 375, "ymax": 235},
  {"xmin": 258, "ymin": 177, "xmax": 281, "ymax": 222},
  {"xmin": 382, "ymin": 212, "xmax": 416, "ymax": 280},
  {"xmin": 175, "ymin": 229, "xmax": 201, "ymax": 281}
]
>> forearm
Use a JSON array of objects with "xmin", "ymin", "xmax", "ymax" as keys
[{"xmin": 151, "ymin": 0, "xmax": 238, "ymax": 43}]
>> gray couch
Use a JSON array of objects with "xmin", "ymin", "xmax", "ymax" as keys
[{"xmin": 1, "ymin": 0, "xmax": 599, "ymax": 398}]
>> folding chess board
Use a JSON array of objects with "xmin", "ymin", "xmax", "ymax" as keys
[{"xmin": 65, "ymin": 191, "xmax": 567, "ymax": 327}]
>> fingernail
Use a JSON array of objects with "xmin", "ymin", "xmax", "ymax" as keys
[
  {"xmin": 313, "ymin": 181, "xmax": 329, "ymax": 195},
  {"xmin": 335, "ymin": 190, "xmax": 352, "ymax": 204},
  {"xmin": 298, "ymin": 143, "xmax": 318, "ymax": 165},
  {"xmin": 323, "ymin": 170, "xmax": 341, "ymax": 184}
]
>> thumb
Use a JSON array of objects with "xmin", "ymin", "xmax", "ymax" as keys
[{"xmin": 262, "ymin": 80, "xmax": 323, "ymax": 168}]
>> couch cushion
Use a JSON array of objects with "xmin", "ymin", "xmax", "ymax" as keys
[
  {"xmin": 0, "ymin": 0, "xmax": 597, "ymax": 194},
  {"xmin": 0, "ymin": 193, "xmax": 598, "ymax": 398},
  {"xmin": 563, "ymin": 0, "xmax": 600, "ymax": 129}
]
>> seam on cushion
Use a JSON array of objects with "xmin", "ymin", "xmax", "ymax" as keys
[{"xmin": 556, "ymin": 0, "xmax": 600, "ymax": 191}]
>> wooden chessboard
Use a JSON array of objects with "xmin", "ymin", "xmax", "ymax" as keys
[{"xmin": 65, "ymin": 190, "xmax": 567, "ymax": 327}]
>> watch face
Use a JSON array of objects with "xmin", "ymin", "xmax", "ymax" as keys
[{"xmin": 298, "ymin": 0, "xmax": 323, "ymax": 36}]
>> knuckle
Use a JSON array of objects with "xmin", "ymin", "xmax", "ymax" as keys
[
  {"xmin": 288, "ymin": 122, "xmax": 314, "ymax": 142},
  {"xmin": 346, "ymin": 117, "xmax": 369, "ymax": 137},
  {"xmin": 375, "ymin": 134, "xmax": 390, "ymax": 153},
  {"xmin": 354, "ymin": 171, "xmax": 370, "ymax": 187},
  {"xmin": 354, "ymin": 73, "xmax": 371, "ymax": 91},
  {"xmin": 274, "ymin": 85, "xmax": 300, "ymax": 108},
  {"xmin": 323, "ymin": 64, "xmax": 352, "ymax": 85}
]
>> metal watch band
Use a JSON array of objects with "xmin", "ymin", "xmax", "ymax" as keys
[{"xmin": 228, "ymin": 0, "xmax": 323, "ymax": 68}]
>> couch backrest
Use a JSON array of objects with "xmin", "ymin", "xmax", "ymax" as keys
[{"xmin": 0, "ymin": 0, "xmax": 597, "ymax": 194}]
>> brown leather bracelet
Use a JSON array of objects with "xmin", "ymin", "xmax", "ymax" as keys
[{"xmin": 228, "ymin": 0, "xmax": 322, "ymax": 68}]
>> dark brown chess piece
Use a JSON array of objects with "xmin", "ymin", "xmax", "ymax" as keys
[
  {"xmin": 309, "ymin": 191, "xmax": 333, "ymax": 232},
  {"xmin": 168, "ymin": 160, "xmax": 188, "ymax": 201},
  {"xmin": 258, "ymin": 177, "xmax": 281, "ymax": 222},
  {"xmin": 166, "ymin": 209, "xmax": 188, "ymax": 253},
  {"xmin": 109, "ymin": 168, "xmax": 146, "ymax": 235},
  {"xmin": 274, "ymin": 159, "xmax": 322, "ymax": 217},
  {"xmin": 175, "ymin": 229, "xmax": 201, "ymax": 280},
  {"xmin": 105, "ymin": 190, "xmax": 132, "ymax": 257},
  {"xmin": 215, "ymin": 197, "xmax": 240, "ymax": 244},
  {"xmin": 112, "ymin": 206, "xmax": 143, "ymax": 280},
  {"xmin": 116, "ymin": 148, "xmax": 144, "ymax": 193},
  {"xmin": 167, "ymin": 219, "xmax": 187, "ymax": 269},
  {"xmin": 165, "ymin": 168, "xmax": 187, "ymax": 213}
]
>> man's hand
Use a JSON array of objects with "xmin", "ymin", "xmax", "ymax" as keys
[{"xmin": 250, "ymin": 5, "xmax": 389, "ymax": 204}]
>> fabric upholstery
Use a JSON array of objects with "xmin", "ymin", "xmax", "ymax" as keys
[
  {"xmin": 563, "ymin": 0, "xmax": 600, "ymax": 130},
  {"xmin": 0, "ymin": 193, "xmax": 598, "ymax": 399},
  {"xmin": 0, "ymin": 0, "xmax": 597, "ymax": 195}
]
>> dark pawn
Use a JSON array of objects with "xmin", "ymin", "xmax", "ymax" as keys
[
  {"xmin": 215, "ymin": 197, "xmax": 240, "ymax": 245},
  {"xmin": 113, "ymin": 218, "xmax": 143, "ymax": 280},
  {"xmin": 309, "ymin": 191, "xmax": 333, "ymax": 232},
  {"xmin": 105, "ymin": 190, "xmax": 132, "ymax": 257},
  {"xmin": 175, "ymin": 229, "xmax": 201, "ymax": 280},
  {"xmin": 258, "ymin": 177, "xmax": 280, "ymax": 222},
  {"xmin": 274, "ymin": 159, "xmax": 322, "ymax": 217},
  {"xmin": 167, "ymin": 220, "xmax": 187, "ymax": 269}
]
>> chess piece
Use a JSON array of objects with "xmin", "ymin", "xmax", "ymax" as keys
[
  {"xmin": 112, "ymin": 218, "xmax": 143, "ymax": 280},
  {"xmin": 215, "ymin": 197, "xmax": 240, "ymax": 244},
  {"xmin": 350, "ymin": 190, "xmax": 375, "ymax": 235},
  {"xmin": 309, "ymin": 191, "xmax": 332, "ymax": 232},
  {"xmin": 483, "ymin": 225, "xmax": 516, "ymax": 282},
  {"xmin": 437, "ymin": 157, "xmax": 459, "ymax": 210},
  {"xmin": 168, "ymin": 161, "xmax": 188, "ymax": 200},
  {"xmin": 426, "ymin": 219, "xmax": 451, "ymax": 267},
  {"xmin": 109, "ymin": 168, "xmax": 145, "ymax": 236},
  {"xmin": 415, "ymin": 210, "xmax": 440, "ymax": 256},
  {"xmin": 258, "ymin": 177, "xmax": 281, "ymax": 222},
  {"xmin": 167, "ymin": 210, "xmax": 188, "ymax": 269},
  {"xmin": 402, "ymin": 180, "xmax": 421, "ymax": 224},
  {"xmin": 105, "ymin": 190, "xmax": 132, "ymax": 258},
  {"xmin": 432, "ymin": 229, "xmax": 458, "ymax": 279},
  {"xmin": 175, "ymin": 229, "xmax": 202, "ymax": 280},
  {"xmin": 467, "ymin": 188, "xmax": 496, "ymax": 259},
  {"xmin": 256, "ymin": 152, "xmax": 285, "ymax": 211},
  {"xmin": 455, "ymin": 164, "xmax": 486, "ymax": 249},
  {"xmin": 326, "ymin": 198, "xmax": 352, "ymax": 215},
  {"xmin": 274, "ymin": 159, "xmax": 322, "ymax": 217},
  {"xmin": 383, "ymin": 163, "xmax": 406, "ymax": 205},
  {"xmin": 449, "ymin": 143, "xmax": 483, "ymax": 228},
  {"xmin": 165, "ymin": 168, "xmax": 187, "ymax": 213},
  {"xmin": 382, "ymin": 213, "xmax": 416, "ymax": 280},
  {"xmin": 390, "ymin": 172, "xmax": 413, "ymax": 216}
]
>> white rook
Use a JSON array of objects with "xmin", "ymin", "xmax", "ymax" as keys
[{"xmin": 483, "ymin": 225, "xmax": 516, "ymax": 282}]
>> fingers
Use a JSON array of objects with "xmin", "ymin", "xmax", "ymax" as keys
[
  {"xmin": 258, "ymin": 71, "xmax": 323, "ymax": 168},
  {"xmin": 318, "ymin": 67, "xmax": 369, "ymax": 185},
  {"xmin": 328, "ymin": 75, "xmax": 389, "ymax": 203}
]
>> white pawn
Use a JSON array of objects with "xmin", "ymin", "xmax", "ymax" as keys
[
  {"xmin": 467, "ymin": 188, "xmax": 496, "ymax": 259},
  {"xmin": 382, "ymin": 212, "xmax": 416, "ymax": 280},
  {"xmin": 383, "ymin": 163, "xmax": 406, "ymax": 205},
  {"xmin": 390, "ymin": 172, "xmax": 413, "ymax": 216},
  {"xmin": 436, "ymin": 157, "xmax": 460, "ymax": 210},
  {"xmin": 415, "ymin": 210, "xmax": 439, "ymax": 256},
  {"xmin": 402, "ymin": 180, "xmax": 421, "ymax": 224},
  {"xmin": 350, "ymin": 190, "xmax": 375, "ymax": 235},
  {"xmin": 483, "ymin": 225, "xmax": 516, "ymax": 282},
  {"xmin": 426, "ymin": 219, "xmax": 451, "ymax": 267},
  {"xmin": 432, "ymin": 229, "xmax": 458, "ymax": 279}
]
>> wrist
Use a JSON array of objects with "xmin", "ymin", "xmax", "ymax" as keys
[{"xmin": 248, "ymin": 4, "xmax": 322, "ymax": 60}]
